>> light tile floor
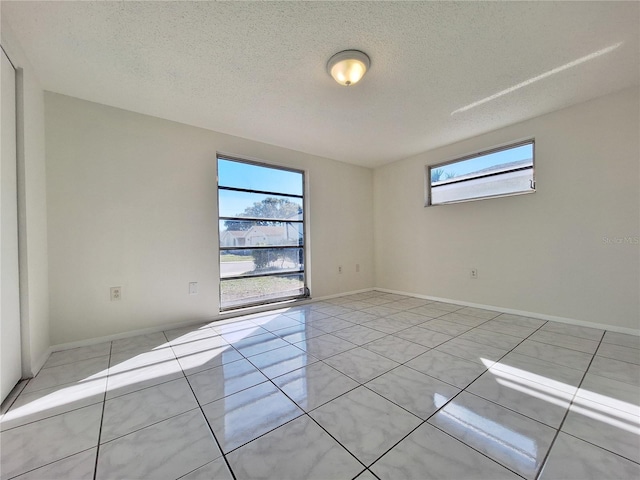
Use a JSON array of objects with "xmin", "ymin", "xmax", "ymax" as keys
[{"xmin": 1, "ymin": 290, "xmax": 639, "ymax": 479}]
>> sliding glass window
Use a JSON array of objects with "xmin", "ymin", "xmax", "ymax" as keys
[
  {"xmin": 426, "ymin": 140, "xmax": 535, "ymax": 206},
  {"xmin": 217, "ymin": 156, "xmax": 307, "ymax": 310}
]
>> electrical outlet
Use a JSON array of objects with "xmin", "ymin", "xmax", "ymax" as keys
[
  {"xmin": 470, "ymin": 268, "xmax": 478, "ymax": 279},
  {"xmin": 110, "ymin": 286, "xmax": 122, "ymax": 301},
  {"xmin": 356, "ymin": 263, "xmax": 360, "ymax": 273},
  {"xmin": 189, "ymin": 282, "xmax": 198, "ymax": 295},
  {"xmin": 338, "ymin": 265, "xmax": 343, "ymax": 274}
]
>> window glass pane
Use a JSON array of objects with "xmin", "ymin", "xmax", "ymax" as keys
[
  {"xmin": 428, "ymin": 141, "xmax": 534, "ymax": 206},
  {"xmin": 219, "ymin": 221, "xmax": 303, "ymax": 247},
  {"xmin": 218, "ymin": 157, "xmax": 306, "ymax": 310},
  {"xmin": 431, "ymin": 144, "xmax": 532, "ymax": 183},
  {"xmin": 220, "ymin": 248, "xmax": 304, "ymax": 278},
  {"xmin": 219, "ymin": 190, "xmax": 303, "ymax": 220},
  {"xmin": 431, "ymin": 169, "xmax": 533, "ymax": 204},
  {"xmin": 220, "ymin": 274, "xmax": 305, "ymax": 310},
  {"xmin": 218, "ymin": 159, "xmax": 303, "ymax": 196}
]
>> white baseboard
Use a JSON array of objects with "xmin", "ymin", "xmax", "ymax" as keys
[
  {"xmin": 375, "ymin": 287, "xmax": 640, "ymax": 336},
  {"xmin": 50, "ymin": 316, "xmax": 217, "ymax": 353},
  {"xmin": 49, "ymin": 286, "xmax": 638, "ymax": 355},
  {"xmin": 310, "ymin": 288, "xmax": 375, "ymax": 302},
  {"xmin": 50, "ymin": 287, "xmax": 376, "ymax": 353},
  {"xmin": 29, "ymin": 346, "xmax": 53, "ymax": 377}
]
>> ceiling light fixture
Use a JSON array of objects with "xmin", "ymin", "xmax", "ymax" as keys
[{"xmin": 327, "ymin": 50, "xmax": 370, "ymax": 86}]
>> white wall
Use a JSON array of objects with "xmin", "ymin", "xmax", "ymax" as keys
[
  {"xmin": 1, "ymin": 48, "xmax": 22, "ymax": 401},
  {"xmin": 374, "ymin": 87, "xmax": 639, "ymax": 332},
  {"xmin": 45, "ymin": 93, "xmax": 374, "ymax": 345},
  {"xmin": 1, "ymin": 20, "xmax": 51, "ymax": 375}
]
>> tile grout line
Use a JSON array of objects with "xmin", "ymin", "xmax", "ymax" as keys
[
  {"xmin": 207, "ymin": 297, "xmax": 635, "ymax": 476},
  {"xmin": 0, "ymin": 380, "xmax": 29, "ymax": 421},
  {"xmin": 39, "ymin": 352, "xmax": 111, "ymax": 371},
  {"xmin": 222, "ymin": 330, "xmax": 401, "ymax": 474},
  {"xmin": 558, "ymin": 429, "xmax": 640, "ymax": 466},
  {"xmin": 590, "ymin": 349, "xmax": 640, "ymax": 367},
  {"xmin": 259, "ymin": 296, "xmax": 636, "ymax": 473},
  {"xmin": 232, "ymin": 356, "xmax": 370, "ymax": 473},
  {"xmin": 424, "ymin": 422, "xmax": 529, "ymax": 480},
  {"xmin": 365, "ymin": 468, "xmax": 382, "ymax": 480},
  {"xmin": 7, "ymin": 367, "xmax": 111, "ymax": 400},
  {"xmin": 220, "ymin": 414, "xmax": 306, "ymax": 458},
  {"xmin": 214, "ymin": 301, "xmax": 634, "ymax": 476},
  {"xmin": 6, "ymin": 293, "xmax": 634, "ymax": 479},
  {"xmin": 364, "ymin": 316, "xmax": 553, "ymax": 479},
  {"xmin": 0, "ymin": 395, "xmax": 107, "ymax": 434},
  {"xmin": 301, "ymin": 412, "xmax": 370, "ymax": 473},
  {"xmin": 364, "ymin": 382, "xmax": 522, "ymax": 478},
  {"xmin": 414, "ymin": 317, "xmax": 553, "ymax": 461},
  {"xmin": 254, "ymin": 309, "xmax": 536, "ymax": 475},
  {"xmin": 6, "ymin": 447, "xmax": 96, "ymax": 480},
  {"xmin": 394, "ymin": 312, "xmax": 544, "ymax": 388},
  {"xmin": 433, "ymin": 319, "xmax": 575, "ymax": 432},
  {"xmin": 274, "ymin": 307, "xmax": 543, "ymax": 424},
  {"xmin": 92, "ymin": 341, "xmax": 113, "ymax": 480},
  {"xmin": 537, "ymin": 336, "xmax": 640, "ymax": 468},
  {"xmin": 532, "ymin": 330, "xmax": 606, "ymax": 480},
  {"xmin": 165, "ymin": 330, "xmax": 239, "ymax": 480}
]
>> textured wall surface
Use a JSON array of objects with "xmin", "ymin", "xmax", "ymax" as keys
[
  {"xmin": 375, "ymin": 87, "xmax": 640, "ymax": 331},
  {"xmin": 45, "ymin": 93, "xmax": 374, "ymax": 344}
]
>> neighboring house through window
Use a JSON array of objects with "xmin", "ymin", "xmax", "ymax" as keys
[{"xmin": 217, "ymin": 156, "xmax": 307, "ymax": 310}]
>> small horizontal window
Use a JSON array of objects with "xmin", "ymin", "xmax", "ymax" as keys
[{"xmin": 426, "ymin": 140, "xmax": 535, "ymax": 206}]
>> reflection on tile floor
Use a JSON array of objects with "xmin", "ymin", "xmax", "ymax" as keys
[{"xmin": 1, "ymin": 290, "xmax": 639, "ymax": 479}]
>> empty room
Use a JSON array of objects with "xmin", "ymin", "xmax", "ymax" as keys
[{"xmin": 0, "ymin": 1, "xmax": 638, "ymax": 479}]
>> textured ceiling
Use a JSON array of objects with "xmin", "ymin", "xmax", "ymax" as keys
[{"xmin": 2, "ymin": 1, "xmax": 638, "ymax": 167}]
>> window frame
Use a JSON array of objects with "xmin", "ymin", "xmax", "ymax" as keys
[
  {"xmin": 425, "ymin": 139, "xmax": 536, "ymax": 207},
  {"xmin": 217, "ymin": 154, "xmax": 309, "ymax": 311}
]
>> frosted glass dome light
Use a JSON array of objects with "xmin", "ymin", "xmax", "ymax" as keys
[{"xmin": 327, "ymin": 50, "xmax": 370, "ymax": 86}]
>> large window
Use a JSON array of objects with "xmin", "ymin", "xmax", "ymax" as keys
[
  {"xmin": 426, "ymin": 140, "xmax": 535, "ymax": 206},
  {"xmin": 217, "ymin": 156, "xmax": 307, "ymax": 310}
]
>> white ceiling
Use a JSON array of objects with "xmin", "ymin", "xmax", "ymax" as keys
[{"xmin": 3, "ymin": 1, "xmax": 638, "ymax": 168}]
